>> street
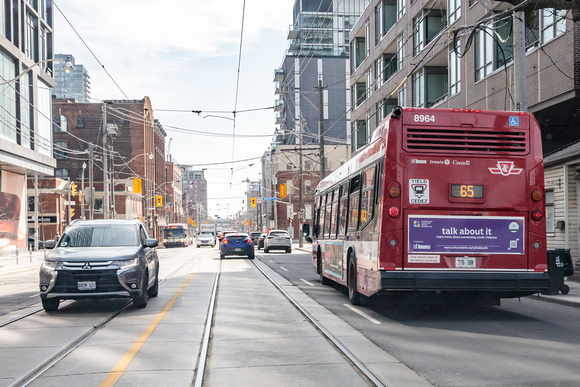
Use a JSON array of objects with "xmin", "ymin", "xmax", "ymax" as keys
[{"xmin": 1, "ymin": 246, "xmax": 579, "ymax": 386}]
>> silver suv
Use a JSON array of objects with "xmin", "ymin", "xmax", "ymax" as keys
[
  {"xmin": 39, "ymin": 219, "xmax": 159, "ymax": 312},
  {"xmin": 263, "ymin": 230, "xmax": 292, "ymax": 253}
]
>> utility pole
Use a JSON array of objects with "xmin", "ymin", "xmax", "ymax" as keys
[
  {"xmin": 81, "ymin": 162, "xmax": 86, "ymax": 219},
  {"xmin": 513, "ymin": 11, "xmax": 527, "ymax": 112},
  {"xmin": 298, "ymin": 118, "xmax": 304, "ymax": 248},
  {"xmin": 88, "ymin": 143, "xmax": 94, "ymax": 220},
  {"xmin": 34, "ymin": 174, "xmax": 39, "ymax": 249},
  {"xmin": 67, "ymin": 177, "xmax": 71, "ymax": 224},
  {"xmin": 318, "ymin": 79, "xmax": 326, "ymax": 180},
  {"xmin": 110, "ymin": 145, "xmax": 116, "ymax": 219},
  {"xmin": 102, "ymin": 103, "xmax": 109, "ymax": 219}
]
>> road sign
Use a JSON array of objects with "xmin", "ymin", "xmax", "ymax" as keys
[
  {"xmin": 298, "ymin": 211, "xmax": 305, "ymax": 219},
  {"xmin": 64, "ymin": 201, "xmax": 75, "ymax": 206},
  {"xmin": 262, "ymin": 197, "xmax": 275, "ymax": 201}
]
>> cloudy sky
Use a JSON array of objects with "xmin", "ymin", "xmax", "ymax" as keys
[{"xmin": 53, "ymin": 0, "xmax": 294, "ymax": 220}]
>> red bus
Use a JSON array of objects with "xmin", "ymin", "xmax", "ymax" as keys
[
  {"xmin": 163, "ymin": 223, "xmax": 191, "ymax": 248},
  {"xmin": 309, "ymin": 107, "xmax": 550, "ymax": 305}
]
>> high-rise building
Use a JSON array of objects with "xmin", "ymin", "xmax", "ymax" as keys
[
  {"xmin": 1, "ymin": 0, "xmax": 57, "ymax": 252},
  {"xmin": 274, "ymin": 0, "xmax": 369, "ymax": 148},
  {"xmin": 52, "ymin": 54, "xmax": 91, "ymax": 102},
  {"xmin": 180, "ymin": 168, "xmax": 208, "ymax": 224}
]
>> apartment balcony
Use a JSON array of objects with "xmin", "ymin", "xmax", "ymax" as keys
[
  {"xmin": 274, "ymin": 68, "xmax": 285, "ymax": 82},
  {"xmin": 275, "ymin": 81, "xmax": 285, "ymax": 95},
  {"xmin": 274, "ymin": 99, "xmax": 285, "ymax": 111},
  {"xmin": 289, "ymin": 39, "xmax": 300, "ymax": 53},
  {"xmin": 275, "ymin": 112, "xmax": 286, "ymax": 125},
  {"xmin": 287, "ymin": 25, "xmax": 298, "ymax": 40}
]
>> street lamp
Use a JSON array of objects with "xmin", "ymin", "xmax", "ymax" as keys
[{"xmin": 0, "ymin": 56, "xmax": 74, "ymax": 86}]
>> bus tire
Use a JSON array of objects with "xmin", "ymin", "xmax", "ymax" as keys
[
  {"xmin": 348, "ymin": 255, "xmax": 361, "ymax": 305},
  {"xmin": 318, "ymin": 251, "xmax": 331, "ymax": 285}
]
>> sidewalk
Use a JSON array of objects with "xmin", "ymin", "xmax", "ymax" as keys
[
  {"xmin": 0, "ymin": 249, "xmax": 45, "ymax": 275},
  {"xmin": 292, "ymin": 242, "xmax": 580, "ymax": 308}
]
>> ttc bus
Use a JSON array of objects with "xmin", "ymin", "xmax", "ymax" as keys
[
  {"xmin": 163, "ymin": 223, "xmax": 191, "ymax": 248},
  {"xmin": 310, "ymin": 107, "xmax": 550, "ymax": 305}
]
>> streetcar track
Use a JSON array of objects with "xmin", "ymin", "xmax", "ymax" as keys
[
  {"xmin": 6, "ymin": 247, "xmax": 209, "ymax": 386},
  {"xmin": 250, "ymin": 257, "xmax": 386, "ymax": 387}
]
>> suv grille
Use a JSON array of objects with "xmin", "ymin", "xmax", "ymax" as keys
[
  {"xmin": 404, "ymin": 127, "xmax": 528, "ymax": 154},
  {"xmin": 53, "ymin": 269, "xmax": 124, "ymax": 293}
]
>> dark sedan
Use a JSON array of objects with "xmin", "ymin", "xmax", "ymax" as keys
[
  {"xmin": 220, "ymin": 233, "xmax": 254, "ymax": 259},
  {"xmin": 39, "ymin": 219, "xmax": 159, "ymax": 312}
]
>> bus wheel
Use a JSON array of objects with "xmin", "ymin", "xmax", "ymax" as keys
[
  {"xmin": 318, "ymin": 252, "xmax": 330, "ymax": 285},
  {"xmin": 348, "ymin": 256, "xmax": 361, "ymax": 305}
]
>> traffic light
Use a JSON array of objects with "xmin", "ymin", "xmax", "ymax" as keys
[
  {"xmin": 71, "ymin": 183, "xmax": 77, "ymax": 197},
  {"xmin": 70, "ymin": 208, "xmax": 75, "ymax": 218},
  {"xmin": 288, "ymin": 216, "xmax": 292, "ymax": 223},
  {"xmin": 249, "ymin": 219, "xmax": 252, "ymax": 225},
  {"xmin": 155, "ymin": 195, "xmax": 163, "ymax": 207},
  {"xmin": 133, "ymin": 178, "xmax": 142, "ymax": 194},
  {"xmin": 280, "ymin": 184, "xmax": 287, "ymax": 198},
  {"xmin": 250, "ymin": 198, "xmax": 256, "ymax": 208},
  {"xmin": 193, "ymin": 221, "xmax": 196, "ymax": 227}
]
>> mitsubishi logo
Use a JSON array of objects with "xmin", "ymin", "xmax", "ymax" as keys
[{"xmin": 82, "ymin": 262, "xmax": 91, "ymax": 269}]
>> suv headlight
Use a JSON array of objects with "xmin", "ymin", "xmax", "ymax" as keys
[
  {"xmin": 115, "ymin": 258, "xmax": 139, "ymax": 269},
  {"xmin": 42, "ymin": 260, "xmax": 64, "ymax": 271}
]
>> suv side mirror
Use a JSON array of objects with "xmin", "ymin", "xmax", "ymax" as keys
[{"xmin": 145, "ymin": 238, "xmax": 159, "ymax": 248}]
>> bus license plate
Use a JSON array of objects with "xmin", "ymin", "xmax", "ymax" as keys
[
  {"xmin": 456, "ymin": 257, "xmax": 476, "ymax": 268},
  {"xmin": 78, "ymin": 281, "xmax": 96, "ymax": 291}
]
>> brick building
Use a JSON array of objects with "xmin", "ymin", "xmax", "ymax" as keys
[{"xmin": 50, "ymin": 97, "xmax": 167, "ymax": 240}]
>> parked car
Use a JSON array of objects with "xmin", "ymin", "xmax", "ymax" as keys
[
  {"xmin": 257, "ymin": 233, "xmax": 267, "ymax": 250},
  {"xmin": 220, "ymin": 232, "xmax": 254, "ymax": 259},
  {"xmin": 27, "ymin": 237, "xmax": 44, "ymax": 250},
  {"xmin": 197, "ymin": 232, "xmax": 216, "ymax": 247},
  {"xmin": 264, "ymin": 230, "xmax": 292, "ymax": 253},
  {"xmin": 250, "ymin": 232, "xmax": 262, "ymax": 246},
  {"xmin": 39, "ymin": 219, "xmax": 159, "ymax": 312}
]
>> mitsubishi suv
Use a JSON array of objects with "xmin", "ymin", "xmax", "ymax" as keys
[{"xmin": 39, "ymin": 219, "xmax": 159, "ymax": 312}]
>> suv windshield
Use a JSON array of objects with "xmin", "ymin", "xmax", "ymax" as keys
[{"xmin": 58, "ymin": 225, "xmax": 139, "ymax": 247}]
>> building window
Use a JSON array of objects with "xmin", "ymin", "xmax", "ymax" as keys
[
  {"xmin": 354, "ymin": 81, "xmax": 366, "ymax": 107},
  {"xmin": 397, "ymin": 0, "xmax": 405, "ymax": 20},
  {"xmin": 412, "ymin": 70, "xmax": 425, "ymax": 107},
  {"xmin": 413, "ymin": 10, "xmax": 446, "ymax": 56},
  {"xmin": 353, "ymin": 120, "xmax": 368, "ymax": 151},
  {"xmin": 54, "ymin": 114, "xmax": 67, "ymax": 132},
  {"xmin": 76, "ymin": 115, "xmax": 85, "ymax": 128},
  {"xmin": 25, "ymin": 12, "xmax": 38, "ymax": 62},
  {"xmin": 398, "ymin": 83, "xmax": 407, "ymax": 107},
  {"xmin": 20, "ymin": 71, "xmax": 32, "ymax": 148},
  {"xmin": 545, "ymin": 189, "xmax": 554, "ymax": 233},
  {"xmin": 374, "ymin": 57, "xmax": 383, "ymax": 89},
  {"xmin": 448, "ymin": 0, "xmax": 461, "ymax": 25},
  {"xmin": 425, "ymin": 66, "xmax": 448, "ymax": 107},
  {"xmin": 366, "ymin": 69, "xmax": 372, "ymax": 99},
  {"xmin": 397, "ymin": 34, "xmax": 405, "ymax": 70},
  {"xmin": 354, "ymin": 37, "xmax": 366, "ymax": 69},
  {"xmin": 55, "ymin": 168, "xmax": 69, "ymax": 178},
  {"xmin": 541, "ymin": 9, "xmax": 566, "ymax": 43},
  {"xmin": 0, "ymin": 51, "xmax": 16, "ymax": 142},
  {"xmin": 54, "ymin": 141, "xmax": 68, "ymax": 159},
  {"xmin": 476, "ymin": 19, "xmax": 513, "ymax": 81},
  {"xmin": 449, "ymin": 43, "xmax": 461, "ymax": 96},
  {"xmin": 383, "ymin": 53, "xmax": 398, "ymax": 82}
]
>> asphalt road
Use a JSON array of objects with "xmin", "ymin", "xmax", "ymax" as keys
[{"xmin": 259, "ymin": 249, "xmax": 580, "ymax": 386}]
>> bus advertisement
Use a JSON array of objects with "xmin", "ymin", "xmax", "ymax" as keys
[
  {"xmin": 309, "ymin": 107, "xmax": 550, "ymax": 305},
  {"xmin": 163, "ymin": 223, "xmax": 191, "ymax": 248}
]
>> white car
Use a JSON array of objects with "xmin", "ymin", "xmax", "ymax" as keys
[
  {"xmin": 197, "ymin": 232, "xmax": 216, "ymax": 247},
  {"xmin": 263, "ymin": 230, "xmax": 292, "ymax": 253}
]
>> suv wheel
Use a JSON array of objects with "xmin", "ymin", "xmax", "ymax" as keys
[
  {"xmin": 133, "ymin": 274, "xmax": 149, "ymax": 308},
  {"xmin": 42, "ymin": 298, "xmax": 59, "ymax": 312}
]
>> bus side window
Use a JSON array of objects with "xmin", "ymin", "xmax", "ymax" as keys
[
  {"xmin": 330, "ymin": 187, "xmax": 340, "ymax": 239},
  {"xmin": 338, "ymin": 183, "xmax": 349, "ymax": 236},
  {"xmin": 319, "ymin": 194, "xmax": 327, "ymax": 240},
  {"xmin": 360, "ymin": 165, "xmax": 376, "ymax": 228},
  {"xmin": 324, "ymin": 190, "xmax": 335, "ymax": 238},
  {"xmin": 313, "ymin": 196, "xmax": 320, "ymax": 238},
  {"xmin": 348, "ymin": 174, "xmax": 361, "ymax": 232}
]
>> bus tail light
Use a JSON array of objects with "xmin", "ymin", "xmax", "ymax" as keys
[
  {"xmin": 531, "ymin": 209, "xmax": 544, "ymax": 221},
  {"xmin": 531, "ymin": 187, "xmax": 543, "ymax": 202},
  {"xmin": 388, "ymin": 206, "xmax": 400, "ymax": 218},
  {"xmin": 388, "ymin": 183, "xmax": 401, "ymax": 198}
]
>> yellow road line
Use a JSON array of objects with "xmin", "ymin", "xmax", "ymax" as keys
[{"xmin": 99, "ymin": 257, "xmax": 210, "ymax": 387}]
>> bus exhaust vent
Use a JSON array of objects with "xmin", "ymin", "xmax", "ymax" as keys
[{"xmin": 404, "ymin": 127, "xmax": 528, "ymax": 154}]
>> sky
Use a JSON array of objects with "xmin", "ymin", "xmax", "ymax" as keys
[{"xmin": 53, "ymin": 0, "xmax": 294, "ymax": 220}]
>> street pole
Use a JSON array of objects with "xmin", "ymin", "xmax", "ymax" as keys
[
  {"xmin": 110, "ymin": 145, "xmax": 116, "ymax": 219},
  {"xmin": 318, "ymin": 79, "xmax": 326, "ymax": 180},
  {"xmin": 34, "ymin": 174, "xmax": 39, "ymax": 249},
  {"xmin": 299, "ymin": 118, "xmax": 304, "ymax": 248},
  {"xmin": 513, "ymin": 11, "xmax": 527, "ymax": 112},
  {"xmin": 89, "ymin": 143, "xmax": 94, "ymax": 220},
  {"xmin": 102, "ymin": 103, "xmax": 109, "ymax": 219},
  {"xmin": 81, "ymin": 163, "xmax": 86, "ymax": 219},
  {"xmin": 67, "ymin": 177, "xmax": 71, "ymax": 224}
]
